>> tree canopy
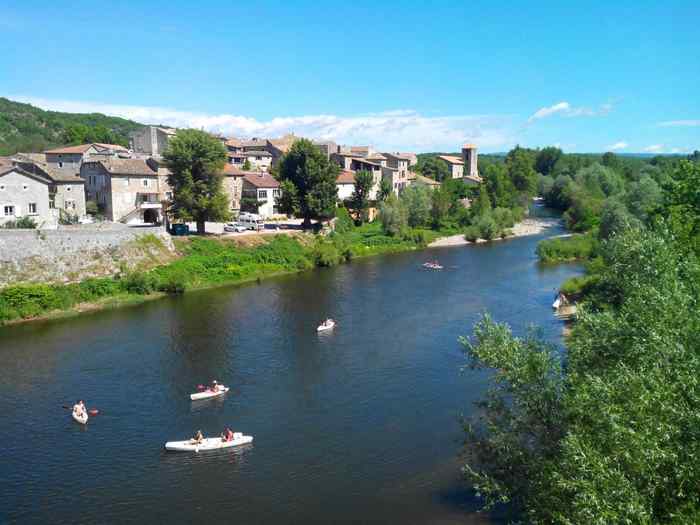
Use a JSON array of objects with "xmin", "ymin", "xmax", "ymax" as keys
[
  {"xmin": 276, "ymin": 139, "xmax": 339, "ymax": 227},
  {"xmin": 163, "ymin": 129, "xmax": 230, "ymax": 234}
]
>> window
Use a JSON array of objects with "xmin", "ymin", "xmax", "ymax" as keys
[
  {"xmin": 0, "ymin": 184, "xmax": 4, "ymax": 191},
  {"xmin": 165, "ymin": 192, "xmax": 173, "ymax": 201},
  {"xmin": 273, "ymin": 188, "xmax": 281, "ymax": 198},
  {"xmin": 4, "ymin": 205, "xmax": 15, "ymax": 216},
  {"xmin": 255, "ymin": 156, "xmax": 262, "ymax": 160},
  {"xmin": 143, "ymin": 179, "xmax": 149, "ymax": 187},
  {"xmin": 257, "ymin": 189, "xmax": 267, "ymax": 200},
  {"xmin": 28, "ymin": 202, "xmax": 37, "ymax": 215},
  {"xmin": 65, "ymin": 200, "xmax": 75, "ymax": 211},
  {"xmin": 22, "ymin": 184, "xmax": 28, "ymax": 191},
  {"xmin": 66, "ymin": 185, "xmax": 72, "ymax": 192}
]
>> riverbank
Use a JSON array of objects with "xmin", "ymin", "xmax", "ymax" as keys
[
  {"xmin": 428, "ymin": 217, "xmax": 560, "ymax": 248},
  {"xmin": 0, "ymin": 218, "xmax": 559, "ymax": 327}
]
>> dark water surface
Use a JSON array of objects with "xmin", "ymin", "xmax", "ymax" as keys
[{"xmin": 0, "ymin": 223, "xmax": 581, "ymax": 524}]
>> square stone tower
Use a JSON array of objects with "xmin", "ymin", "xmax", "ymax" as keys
[{"xmin": 461, "ymin": 144, "xmax": 478, "ymax": 178}]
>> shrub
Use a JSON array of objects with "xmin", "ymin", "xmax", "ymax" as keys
[
  {"xmin": 312, "ymin": 239, "xmax": 344, "ymax": 267},
  {"xmin": 464, "ymin": 225, "xmax": 480, "ymax": 242},
  {"xmin": 334, "ymin": 207, "xmax": 354, "ymax": 233},
  {"xmin": 158, "ymin": 274, "xmax": 187, "ymax": 294},
  {"xmin": 476, "ymin": 215, "xmax": 498, "ymax": 241},
  {"xmin": 536, "ymin": 234, "xmax": 597, "ymax": 263},
  {"xmin": 120, "ymin": 272, "xmax": 158, "ymax": 295},
  {"xmin": 3, "ymin": 216, "xmax": 37, "ymax": 229}
]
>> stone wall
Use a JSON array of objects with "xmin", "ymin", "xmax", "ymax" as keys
[{"xmin": 0, "ymin": 226, "xmax": 177, "ymax": 287}]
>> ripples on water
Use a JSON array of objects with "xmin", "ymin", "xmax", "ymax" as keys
[{"xmin": 0, "ymin": 223, "xmax": 581, "ymax": 524}]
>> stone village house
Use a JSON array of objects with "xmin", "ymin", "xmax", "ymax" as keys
[
  {"xmin": 80, "ymin": 158, "xmax": 172, "ymax": 224},
  {"xmin": 8, "ymin": 156, "xmax": 87, "ymax": 223}
]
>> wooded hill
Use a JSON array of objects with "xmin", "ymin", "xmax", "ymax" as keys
[{"xmin": 0, "ymin": 97, "xmax": 145, "ymax": 155}]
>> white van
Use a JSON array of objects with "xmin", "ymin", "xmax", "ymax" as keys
[{"xmin": 238, "ymin": 212, "xmax": 265, "ymax": 231}]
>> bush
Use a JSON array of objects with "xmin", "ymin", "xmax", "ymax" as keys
[
  {"xmin": 3, "ymin": 216, "xmax": 37, "ymax": 229},
  {"xmin": 158, "ymin": 274, "xmax": 187, "ymax": 294},
  {"xmin": 560, "ymin": 274, "xmax": 598, "ymax": 296},
  {"xmin": 311, "ymin": 238, "xmax": 344, "ymax": 267},
  {"xmin": 334, "ymin": 207, "xmax": 354, "ymax": 233},
  {"xmin": 476, "ymin": 214, "xmax": 498, "ymax": 240},
  {"xmin": 464, "ymin": 225, "xmax": 480, "ymax": 242},
  {"xmin": 120, "ymin": 272, "xmax": 158, "ymax": 295},
  {"xmin": 536, "ymin": 234, "xmax": 597, "ymax": 263}
]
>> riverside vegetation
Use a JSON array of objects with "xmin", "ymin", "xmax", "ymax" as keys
[
  {"xmin": 0, "ymin": 221, "xmax": 442, "ymax": 324},
  {"xmin": 460, "ymin": 150, "xmax": 700, "ymax": 522}
]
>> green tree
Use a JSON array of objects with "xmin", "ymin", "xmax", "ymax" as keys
[
  {"xmin": 379, "ymin": 194, "xmax": 407, "ymax": 236},
  {"xmin": 462, "ymin": 228, "xmax": 700, "ymax": 523},
  {"xmin": 506, "ymin": 147, "xmax": 538, "ymax": 195},
  {"xmin": 431, "ymin": 186, "xmax": 453, "ymax": 228},
  {"xmin": 535, "ymin": 146, "xmax": 563, "ymax": 176},
  {"xmin": 242, "ymin": 158, "xmax": 252, "ymax": 171},
  {"xmin": 598, "ymin": 199, "xmax": 638, "ymax": 240},
  {"xmin": 378, "ymin": 177, "xmax": 392, "ymax": 202},
  {"xmin": 276, "ymin": 180, "xmax": 300, "ymax": 217},
  {"xmin": 276, "ymin": 138, "xmax": 339, "ymax": 227},
  {"xmin": 663, "ymin": 160, "xmax": 700, "ymax": 255},
  {"xmin": 624, "ymin": 175, "xmax": 662, "ymax": 222},
  {"xmin": 482, "ymin": 163, "xmax": 517, "ymax": 208},
  {"xmin": 348, "ymin": 170, "xmax": 373, "ymax": 223},
  {"xmin": 401, "ymin": 185, "xmax": 431, "ymax": 227},
  {"xmin": 163, "ymin": 129, "xmax": 230, "ymax": 234},
  {"xmin": 418, "ymin": 156, "xmax": 450, "ymax": 182}
]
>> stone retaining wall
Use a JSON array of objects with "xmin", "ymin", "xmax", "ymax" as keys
[{"xmin": 0, "ymin": 226, "xmax": 177, "ymax": 287}]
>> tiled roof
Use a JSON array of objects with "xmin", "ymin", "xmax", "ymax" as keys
[
  {"xmin": 94, "ymin": 143, "xmax": 129, "ymax": 151},
  {"xmin": 44, "ymin": 143, "xmax": 128, "ymax": 154},
  {"xmin": 0, "ymin": 164, "xmax": 52, "ymax": 184},
  {"xmin": 383, "ymin": 152, "xmax": 412, "ymax": 161},
  {"xmin": 438, "ymin": 155, "xmax": 463, "ymax": 165},
  {"xmin": 91, "ymin": 158, "xmax": 158, "ymax": 176},
  {"xmin": 223, "ymin": 164, "xmax": 251, "ymax": 176},
  {"xmin": 414, "ymin": 174, "xmax": 441, "ymax": 186},
  {"xmin": 350, "ymin": 157, "xmax": 381, "ymax": 168},
  {"xmin": 336, "ymin": 170, "xmax": 356, "ymax": 184},
  {"xmin": 242, "ymin": 172, "xmax": 280, "ymax": 188},
  {"xmin": 44, "ymin": 144, "xmax": 95, "ymax": 154},
  {"xmin": 13, "ymin": 158, "xmax": 84, "ymax": 183},
  {"xmin": 464, "ymin": 174, "xmax": 483, "ymax": 184}
]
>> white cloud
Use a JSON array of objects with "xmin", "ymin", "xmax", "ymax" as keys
[
  {"xmin": 528, "ymin": 101, "xmax": 613, "ymax": 123},
  {"xmin": 528, "ymin": 102, "xmax": 570, "ymax": 122},
  {"xmin": 658, "ymin": 120, "xmax": 700, "ymax": 127},
  {"xmin": 9, "ymin": 95, "xmax": 515, "ymax": 152},
  {"xmin": 607, "ymin": 141, "xmax": 628, "ymax": 151},
  {"xmin": 643, "ymin": 144, "xmax": 664, "ymax": 153}
]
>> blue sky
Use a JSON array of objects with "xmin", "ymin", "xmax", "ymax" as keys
[{"xmin": 1, "ymin": 0, "xmax": 698, "ymax": 153}]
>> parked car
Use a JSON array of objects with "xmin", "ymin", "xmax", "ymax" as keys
[
  {"xmin": 224, "ymin": 222, "xmax": 247, "ymax": 233},
  {"xmin": 170, "ymin": 223, "xmax": 190, "ymax": 236},
  {"xmin": 238, "ymin": 212, "xmax": 264, "ymax": 231}
]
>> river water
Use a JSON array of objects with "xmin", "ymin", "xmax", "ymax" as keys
[{"xmin": 0, "ymin": 221, "xmax": 580, "ymax": 524}]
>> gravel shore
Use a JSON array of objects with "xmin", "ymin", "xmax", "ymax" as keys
[{"xmin": 428, "ymin": 217, "xmax": 561, "ymax": 248}]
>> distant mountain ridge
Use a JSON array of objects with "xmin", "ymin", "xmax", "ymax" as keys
[{"xmin": 0, "ymin": 97, "xmax": 145, "ymax": 155}]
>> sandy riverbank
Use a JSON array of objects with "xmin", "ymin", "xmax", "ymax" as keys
[{"xmin": 428, "ymin": 217, "xmax": 561, "ymax": 248}]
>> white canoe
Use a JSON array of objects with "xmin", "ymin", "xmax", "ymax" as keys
[
  {"xmin": 165, "ymin": 433, "xmax": 253, "ymax": 452},
  {"xmin": 72, "ymin": 410, "xmax": 88, "ymax": 425},
  {"xmin": 317, "ymin": 321, "xmax": 335, "ymax": 332},
  {"xmin": 190, "ymin": 386, "xmax": 229, "ymax": 401}
]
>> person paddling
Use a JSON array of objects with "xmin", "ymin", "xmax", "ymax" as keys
[
  {"xmin": 210, "ymin": 380, "xmax": 219, "ymax": 392},
  {"xmin": 221, "ymin": 427, "xmax": 235, "ymax": 442},
  {"xmin": 73, "ymin": 400, "xmax": 85, "ymax": 417},
  {"xmin": 192, "ymin": 430, "xmax": 204, "ymax": 444}
]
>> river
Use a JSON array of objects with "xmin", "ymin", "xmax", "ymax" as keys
[{"xmin": 0, "ymin": 221, "xmax": 581, "ymax": 524}]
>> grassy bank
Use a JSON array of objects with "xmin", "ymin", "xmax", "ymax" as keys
[{"xmin": 0, "ymin": 224, "xmax": 440, "ymax": 326}]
